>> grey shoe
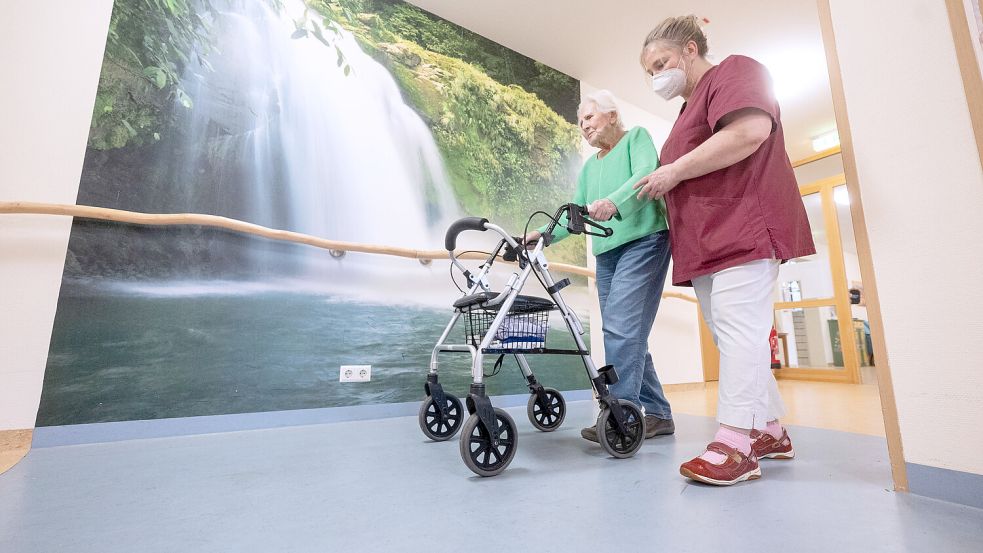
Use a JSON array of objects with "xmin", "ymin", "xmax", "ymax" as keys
[
  {"xmin": 583, "ymin": 416, "xmax": 674, "ymax": 442},
  {"xmin": 580, "ymin": 425, "xmax": 599, "ymax": 443},
  {"xmin": 644, "ymin": 415, "xmax": 674, "ymax": 438}
]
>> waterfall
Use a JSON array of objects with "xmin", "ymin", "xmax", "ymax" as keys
[{"xmin": 171, "ymin": 0, "xmax": 459, "ymax": 282}]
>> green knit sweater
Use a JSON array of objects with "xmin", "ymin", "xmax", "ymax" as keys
[{"xmin": 543, "ymin": 126, "xmax": 668, "ymax": 256}]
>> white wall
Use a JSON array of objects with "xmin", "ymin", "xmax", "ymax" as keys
[
  {"xmin": 0, "ymin": 1, "xmax": 115, "ymax": 430},
  {"xmin": 830, "ymin": 0, "xmax": 983, "ymax": 474},
  {"xmin": 580, "ymin": 82, "xmax": 704, "ymax": 386}
]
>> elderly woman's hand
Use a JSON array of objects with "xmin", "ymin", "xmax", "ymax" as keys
[
  {"xmin": 587, "ymin": 199, "xmax": 618, "ymax": 222},
  {"xmin": 522, "ymin": 230, "xmax": 542, "ymax": 250},
  {"xmin": 634, "ymin": 163, "xmax": 681, "ymax": 200}
]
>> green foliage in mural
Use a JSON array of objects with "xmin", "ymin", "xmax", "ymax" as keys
[
  {"xmin": 89, "ymin": 0, "xmax": 349, "ymax": 150},
  {"xmin": 89, "ymin": 0, "xmax": 218, "ymax": 149},
  {"xmin": 352, "ymin": 0, "xmax": 579, "ymax": 119},
  {"xmin": 310, "ymin": 0, "xmax": 586, "ymax": 262}
]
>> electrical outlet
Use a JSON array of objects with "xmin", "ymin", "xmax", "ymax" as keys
[{"xmin": 340, "ymin": 365, "xmax": 371, "ymax": 383}]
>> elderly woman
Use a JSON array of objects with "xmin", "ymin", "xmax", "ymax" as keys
[
  {"xmin": 635, "ymin": 16, "xmax": 815, "ymax": 485},
  {"xmin": 525, "ymin": 90, "xmax": 674, "ymax": 443}
]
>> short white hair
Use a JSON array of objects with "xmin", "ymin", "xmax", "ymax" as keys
[{"xmin": 578, "ymin": 89, "xmax": 623, "ymax": 128}]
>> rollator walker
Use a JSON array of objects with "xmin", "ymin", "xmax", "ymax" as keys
[{"xmin": 419, "ymin": 204, "xmax": 646, "ymax": 477}]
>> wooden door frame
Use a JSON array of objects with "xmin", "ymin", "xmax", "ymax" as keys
[
  {"xmin": 699, "ymin": 315, "xmax": 719, "ymax": 382},
  {"xmin": 815, "ymin": 0, "xmax": 908, "ymax": 492},
  {"xmin": 945, "ymin": 0, "xmax": 983, "ymax": 171}
]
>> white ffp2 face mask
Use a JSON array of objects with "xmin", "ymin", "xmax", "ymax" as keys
[{"xmin": 651, "ymin": 56, "xmax": 687, "ymax": 100}]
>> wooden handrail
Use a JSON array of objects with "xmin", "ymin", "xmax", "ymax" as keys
[
  {"xmin": 1, "ymin": 200, "xmax": 452, "ymax": 259},
  {"xmin": 0, "ymin": 202, "xmax": 699, "ymax": 305},
  {"xmin": 662, "ymin": 291, "xmax": 698, "ymax": 304},
  {"xmin": 791, "ymin": 145, "xmax": 841, "ymax": 168}
]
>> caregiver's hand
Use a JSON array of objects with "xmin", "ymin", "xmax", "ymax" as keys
[{"xmin": 634, "ymin": 163, "xmax": 681, "ymax": 200}]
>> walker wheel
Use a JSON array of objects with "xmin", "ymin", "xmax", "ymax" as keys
[
  {"xmin": 459, "ymin": 408, "xmax": 518, "ymax": 477},
  {"xmin": 527, "ymin": 387, "xmax": 566, "ymax": 432},
  {"xmin": 418, "ymin": 393, "xmax": 464, "ymax": 441},
  {"xmin": 596, "ymin": 399, "xmax": 644, "ymax": 459}
]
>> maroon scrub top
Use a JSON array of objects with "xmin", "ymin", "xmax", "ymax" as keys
[{"xmin": 660, "ymin": 55, "xmax": 816, "ymax": 286}]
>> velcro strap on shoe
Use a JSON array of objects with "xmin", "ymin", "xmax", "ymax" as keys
[{"xmin": 706, "ymin": 441, "xmax": 744, "ymax": 462}]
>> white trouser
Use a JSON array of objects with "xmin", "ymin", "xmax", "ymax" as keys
[{"xmin": 692, "ymin": 258, "xmax": 785, "ymax": 430}]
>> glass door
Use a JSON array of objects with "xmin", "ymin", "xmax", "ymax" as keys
[
  {"xmin": 698, "ymin": 175, "xmax": 863, "ymax": 383},
  {"xmin": 771, "ymin": 176, "xmax": 861, "ymax": 383}
]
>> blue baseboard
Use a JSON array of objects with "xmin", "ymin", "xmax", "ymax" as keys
[
  {"xmin": 907, "ymin": 462, "xmax": 983, "ymax": 510},
  {"xmin": 32, "ymin": 389, "xmax": 594, "ymax": 448}
]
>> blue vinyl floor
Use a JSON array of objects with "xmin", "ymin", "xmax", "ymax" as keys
[{"xmin": 1, "ymin": 400, "xmax": 981, "ymax": 552}]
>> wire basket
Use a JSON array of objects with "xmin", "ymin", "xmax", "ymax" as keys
[{"xmin": 462, "ymin": 294, "xmax": 554, "ymax": 351}]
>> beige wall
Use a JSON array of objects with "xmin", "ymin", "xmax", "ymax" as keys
[
  {"xmin": 829, "ymin": 0, "xmax": 983, "ymax": 474},
  {"xmin": 0, "ymin": 0, "xmax": 114, "ymax": 430}
]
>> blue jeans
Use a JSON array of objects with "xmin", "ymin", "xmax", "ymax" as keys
[{"xmin": 594, "ymin": 231, "xmax": 673, "ymax": 419}]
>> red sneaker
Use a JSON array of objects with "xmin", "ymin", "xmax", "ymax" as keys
[
  {"xmin": 679, "ymin": 442, "xmax": 761, "ymax": 486},
  {"xmin": 751, "ymin": 428, "xmax": 795, "ymax": 460}
]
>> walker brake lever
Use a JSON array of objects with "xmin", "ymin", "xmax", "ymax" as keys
[{"xmin": 583, "ymin": 218, "xmax": 614, "ymax": 238}]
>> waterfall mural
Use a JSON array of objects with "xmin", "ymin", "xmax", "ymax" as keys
[{"xmin": 39, "ymin": 0, "xmax": 589, "ymax": 426}]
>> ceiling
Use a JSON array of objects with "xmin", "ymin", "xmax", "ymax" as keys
[{"xmin": 405, "ymin": 0, "xmax": 837, "ymax": 161}]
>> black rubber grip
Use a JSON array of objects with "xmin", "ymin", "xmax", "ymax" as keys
[{"xmin": 445, "ymin": 217, "xmax": 488, "ymax": 251}]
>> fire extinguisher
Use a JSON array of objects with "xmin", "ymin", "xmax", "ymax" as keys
[{"xmin": 770, "ymin": 326, "xmax": 781, "ymax": 369}]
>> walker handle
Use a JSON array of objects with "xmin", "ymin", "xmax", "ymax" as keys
[
  {"xmin": 553, "ymin": 204, "xmax": 613, "ymax": 238},
  {"xmin": 445, "ymin": 217, "xmax": 489, "ymax": 251}
]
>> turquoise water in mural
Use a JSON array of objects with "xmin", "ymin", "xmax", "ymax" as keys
[{"xmin": 38, "ymin": 292, "xmax": 591, "ymax": 426}]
